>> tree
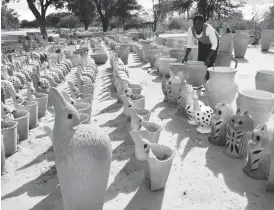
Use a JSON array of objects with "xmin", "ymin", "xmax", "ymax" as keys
[
  {"xmin": 45, "ymin": 12, "xmax": 71, "ymax": 27},
  {"xmin": 262, "ymin": 5, "xmax": 274, "ymax": 29},
  {"xmin": 152, "ymin": 0, "xmax": 169, "ymax": 32},
  {"xmin": 1, "ymin": 6, "xmax": 20, "ymax": 29},
  {"xmin": 67, "ymin": 0, "xmax": 96, "ymax": 30}
]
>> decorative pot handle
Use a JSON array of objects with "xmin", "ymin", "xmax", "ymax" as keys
[{"xmin": 232, "ymin": 57, "xmax": 238, "ymax": 68}]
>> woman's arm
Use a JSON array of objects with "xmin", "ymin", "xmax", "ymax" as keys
[
  {"xmin": 183, "ymin": 27, "xmax": 194, "ymax": 60},
  {"xmin": 205, "ymin": 25, "xmax": 218, "ymax": 63}
]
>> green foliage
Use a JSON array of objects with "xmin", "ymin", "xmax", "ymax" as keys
[
  {"xmin": 46, "ymin": 12, "xmax": 72, "ymax": 27},
  {"xmin": 20, "ymin": 19, "xmax": 39, "ymax": 28},
  {"xmin": 262, "ymin": 5, "xmax": 274, "ymax": 29},
  {"xmin": 1, "ymin": 7, "xmax": 20, "ymax": 29},
  {"xmin": 56, "ymin": 16, "xmax": 81, "ymax": 28},
  {"xmin": 167, "ymin": 17, "xmax": 190, "ymax": 31}
]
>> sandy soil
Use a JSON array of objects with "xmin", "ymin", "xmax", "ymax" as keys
[{"xmin": 1, "ymin": 43, "xmax": 274, "ymax": 210}]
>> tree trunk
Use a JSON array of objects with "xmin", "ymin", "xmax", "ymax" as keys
[
  {"xmin": 102, "ymin": 18, "xmax": 109, "ymax": 32},
  {"xmin": 84, "ymin": 21, "xmax": 89, "ymax": 30},
  {"xmin": 39, "ymin": 19, "xmax": 48, "ymax": 40},
  {"xmin": 153, "ymin": 21, "xmax": 157, "ymax": 32}
]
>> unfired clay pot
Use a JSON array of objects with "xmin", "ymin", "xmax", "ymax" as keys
[
  {"xmin": 261, "ymin": 29, "xmax": 274, "ymax": 51},
  {"xmin": 128, "ymin": 84, "xmax": 142, "ymax": 95},
  {"xmin": 169, "ymin": 49, "xmax": 184, "ymax": 62},
  {"xmin": 255, "ymin": 70, "xmax": 274, "ymax": 94},
  {"xmin": 16, "ymin": 101, "xmax": 38, "ymax": 129},
  {"xmin": 81, "ymin": 85, "xmax": 95, "ymax": 95},
  {"xmin": 219, "ymin": 33, "xmax": 234, "ymax": 54},
  {"xmin": 236, "ymin": 89, "xmax": 274, "ymax": 127},
  {"xmin": 68, "ymin": 54, "xmax": 80, "ymax": 67},
  {"xmin": 147, "ymin": 50, "xmax": 162, "ymax": 67},
  {"xmin": 205, "ymin": 67, "xmax": 238, "ymax": 109},
  {"xmin": 129, "ymin": 94, "xmax": 145, "ymax": 109},
  {"xmin": 80, "ymin": 113, "xmax": 90, "ymax": 124},
  {"xmin": 159, "ymin": 57, "xmax": 177, "ymax": 77},
  {"xmin": 34, "ymin": 92, "xmax": 48, "ymax": 118},
  {"xmin": 234, "ymin": 34, "xmax": 250, "ymax": 58},
  {"xmin": 215, "ymin": 53, "xmax": 238, "ymax": 68},
  {"xmin": 139, "ymin": 40, "xmax": 152, "ymax": 63},
  {"xmin": 185, "ymin": 61, "xmax": 207, "ymax": 87},
  {"xmin": 154, "ymin": 55, "xmax": 170, "ymax": 71},
  {"xmin": 12, "ymin": 109, "xmax": 29, "ymax": 141},
  {"xmin": 1, "ymin": 120, "xmax": 18, "ymax": 156},
  {"xmin": 75, "ymin": 101, "xmax": 91, "ymax": 117}
]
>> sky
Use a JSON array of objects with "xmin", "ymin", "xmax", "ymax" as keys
[{"xmin": 6, "ymin": 0, "xmax": 274, "ymax": 21}]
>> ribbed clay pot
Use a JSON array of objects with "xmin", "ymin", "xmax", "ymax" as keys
[
  {"xmin": 146, "ymin": 144, "xmax": 175, "ymax": 191},
  {"xmin": 205, "ymin": 67, "xmax": 238, "ymax": 109},
  {"xmin": 130, "ymin": 94, "xmax": 145, "ymax": 109},
  {"xmin": 1, "ymin": 135, "xmax": 5, "ymax": 174},
  {"xmin": 80, "ymin": 113, "xmax": 90, "ymax": 124},
  {"xmin": 147, "ymin": 50, "xmax": 162, "ymax": 67},
  {"xmin": 140, "ymin": 122, "xmax": 162, "ymax": 144},
  {"xmin": 185, "ymin": 61, "xmax": 207, "ymax": 87},
  {"xmin": 159, "ymin": 58, "xmax": 177, "ymax": 77},
  {"xmin": 16, "ymin": 101, "xmax": 38, "ymax": 129},
  {"xmin": 34, "ymin": 92, "xmax": 48, "ymax": 118},
  {"xmin": 154, "ymin": 55, "xmax": 170, "ymax": 71},
  {"xmin": 90, "ymin": 52, "xmax": 108, "ymax": 64},
  {"xmin": 12, "ymin": 109, "xmax": 29, "ymax": 141},
  {"xmin": 255, "ymin": 70, "xmax": 274, "ymax": 94},
  {"xmin": 261, "ymin": 29, "xmax": 274, "ymax": 51},
  {"xmin": 169, "ymin": 48, "xmax": 184, "ymax": 62},
  {"xmin": 234, "ymin": 34, "xmax": 250, "ymax": 58},
  {"xmin": 236, "ymin": 89, "xmax": 274, "ymax": 127},
  {"xmin": 1, "ymin": 120, "xmax": 18, "ymax": 156},
  {"xmin": 169, "ymin": 63, "xmax": 187, "ymax": 82},
  {"xmin": 128, "ymin": 84, "xmax": 142, "ymax": 95}
]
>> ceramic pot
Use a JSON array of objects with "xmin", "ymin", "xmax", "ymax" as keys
[
  {"xmin": 34, "ymin": 92, "xmax": 48, "ymax": 118},
  {"xmin": 236, "ymin": 89, "xmax": 274, "ymax": 126},
  {"xmin": 90, "ymin": 52, "xmax": 108, "ymax": 64},
  {"xmin": 255, "ymin": 70, "xmax": 274, "ymax": 94},
  {"xmin": 80, "ymin": 113, "xmax": 90, "ymax": 124},
  {"xmin": 215, "ymin": 53, "xmax": 238, "ymax": 68},
  {"xmin": 155, "ymin": 37, "xmax": 164, "ymax": 45},
  {"xmin": 169, "ymin": 63, "xmax": 187, "ymax": 82},
  {"xmin": 235, "ymin": 30, "xmax": 250, "ymax": 35},
  {"xmin": 67, "ymin": 54, "xmax": 81, "ymax": 67},
  {"xmin": 184, "ymin": 45, "xmax": 198, "ymax": 61},
  {"xmin": 205, "ymin": 67, "xmax": 238, "ymax": 109},
  {"xmin": 159, "ymin": 58, "xmax": 177, "ymax": 77},
  {"xmin": 137, "ymin": 45, "xmax": 143, "ymax": 61},
  {"xmin": 154, "ymin": 55, "xmax": 170, "ymax": 71},
  {"xmin": 119, "ymin": 44, "xmax": 130, "ymax": 65},
  {"xmin": 129, "ymin": 94, "xmax": 145, "ymax": 109},
  {"xmin": 146, "ymin": 144, "xmax": 175, "ymax": 191},
  {"xmin": 234, "ymin": 34, "xmax": 249, "ymax": 58},
  {"xmin": 219, "ymin": 33, "xmax": 234, "ymax": 54},
  {"xmin": 75, "ymin": 101, "xmax": 91, "ymax": 117},
  {"xmin": 76, "ymin": 93, "xmax": 93, "ymax": 105},
  {"xmin": 128, "ymin": 84, "xmax": 142, "ymax": 95},
  {"xmin": 185, "ymin": 61, "xmax": 207, "ymax": 87},
  {"xmin": 140, "ymin": 122, "xmax": 162, "ymax": 144},
  {"xmin": 1, "ymin": 135, "xmax": 5, "ymax": 174},
  {"xmin": 147, "ymin": 50, "xmax": 162, "ymax": 67},
  {"xmin": 134, "ymin": 108, "xmax": 151, "ymax": 121},
  {"xmin": 169, "ymin": 49, "xmax": 184, "ymax": 62},
  {"xmin": 16, "ymin": 101, "xmax": 38, "ymax": 129},
  {"xmin": 261, "ymin": 29, "xmax": 274, "ymax": 51},
  {"xmin": 139, "ymin": 40, "xmax": 152, "ymax": 63},
  {"xmin": 12, "ymin": 110, "xmax": 29, "ymax": 141},
  {"xmin": 166, "ymin": 38, "xmax": 178, "ymax": 48},
  {"xmin": 1, "ymin": 120, "xmax": 18, "ymax": 156}
]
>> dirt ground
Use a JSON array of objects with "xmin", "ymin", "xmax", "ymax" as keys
[{"xmin": 1, "ymin": 43, "xmax": 274, "ymax": 210}]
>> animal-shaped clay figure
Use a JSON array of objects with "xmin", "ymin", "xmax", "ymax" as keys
[
  {"xmin": 48, "ymin": 87, "xmax": 112, "ymax": 210},
  {"xmin": 224, "ymin": 108, "xmax": 254, "ymax": 159},
  {"xmin": 26, "ymin": 81, "xmax": 37, "ymax": 101},
  {"xmin": 166, "ymin": 71, "xmax": 181, "ymax": 105},
  {"xmin": 1, "ymin": 65, "xmax": 23, "ymax": 92},
  {"xmin": 192, "ymin": 90, "xmax": 214, "ymax": 134},
  {"xmin": 185, "ymin": 86, "xmax": 205, "ymax": 125},
  {"xmin": 68, "ymin": 81, "xmax": 81, "ymax": 98},
  {"xmin": 208, "ymin": 101, "xmax": 234, "ymax": 146},
  {"xmin": 1, "ymin": 87, "xmax": 6, "ymax": 104},
  {"xmin": 32, "ymin": 74, "xmax": 50, "ymax": 94},
  {"xmin": 1, "ymin": 102, "xmax": 13, "ymax": 120},
  {"xmin": 75, "ymin": 72, "xmax": 93, "ymax": 90},
  {"xmin": 176, "ymin": 81, "xmax": 191, "ymax": 116},
  {"xmin": 161, "ymin": 75, "xmax": 169, "ymax": 102},
  {"xmin": 1, "ymin": 134, "xmax": 5, "ymax": 175}
]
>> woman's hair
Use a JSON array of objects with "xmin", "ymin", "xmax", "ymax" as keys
[{"xmin": 193, "ymin": 14, "xmax": 204, "ymax": 23}]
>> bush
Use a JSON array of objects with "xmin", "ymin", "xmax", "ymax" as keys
[
  {"xmin": 48, "ymin": 36, "xmax": 54, "ymax": 42},
  {"xmin": 56, "ymin": 16, "xmax": 80, "ymax": 29},
  {"xmin": 167, "ymin": 17, "xmax": 190, "ymax": 31}
]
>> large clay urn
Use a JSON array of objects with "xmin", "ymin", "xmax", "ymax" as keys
[
  {"xmin": 236, "ymin": 89, "xmax": 274, "ymax": 126},
  {"xmin": 184, "ymin": 45, "xmax": 198, "ymax": 61},
  {"xmin": 159, "ymin": 57, "xmax": 177, "ymax": 77},
  {"xmin": 169, "ymin": 48, "xmax": 184, "ymax": 62},
  {"xmin": 139, "ymin": 40, "xmax": 152, "ymax": 63},
  {"xmin": 185, "ymin": 61, "xmax": 207, "ymax": 87},
  {"xmin": 147, "ymin": 50, "xmax": 162, "ymax": 67},
  {"xmin": 255, "ymin": 70, "xmax": 274, "ymax": 93},
  {"xmin": 219, "ymin": 33, "xmax": 234, "ymax": 54},
  {"xmin": 205, "ymin": 67, "xmax": 238, "ymax": 109},
  {"xmin": 215, "ymin": 52, "xmax": 238, "ymax": 68},
  {"xmin": 154, "ymin": 54, "xmax": 170, "ymax": 71},
  {"xmin": 261, "ymin": 29, "xmax": 274, "ymax": 51},
  {"xmin": 169, "ymin": 63, "xmax": 187, "ymax": 82},
  {"xmin": 234, "ymin": 34, "xmax": 250, "ymax": 58},
  {"xmin": 166, "ymin": 38, "xmax": 178, "ymax": 48}
]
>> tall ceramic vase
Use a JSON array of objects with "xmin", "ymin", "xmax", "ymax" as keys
[
  {"xmin": 219, "ymin": 33, "xmax": 234, "ymax": 54},
  {"xmin": 261, "ymin": 29, "xmax": 274, "ymax": 51},
  {"xmin": 139, "ymin": 40, "xmax": 152, "ymax": 63},
  {"xmin": 234, "ymin": 34, "xmax": 250, "ymax": 58},
  {"xmin": 255, "ymin": 70, "xmax": 274, "ymax": 94},
  {"xmin": 205, "ymin": 67, "xmax": 238, "ymax": 109}
]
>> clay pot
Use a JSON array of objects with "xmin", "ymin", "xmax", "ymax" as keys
[
  {"xmin": 166, "ymin": 38, "xmax": 178, "ymax": 48},
  {"xmin": 137, "ymin": 45, "xmax": 143, "ymax": 61},
  {"xmin": 12, "ymin": 110, "xmax": 29, "ymax": 141},
  {"xmin": 67, "ymin": 54, "xmax": 80, "ymax": 67},
  {"xmin": 234, "ymin": 34, "xmax": 249, "ymax": 58},
  {"xmin": 128, "ymin": 84, "xmax": 142, "ymax": 95},
  {"xmin": 134, "ymin": 108, "xmax": 151, "ymax": 121},
  {"xmin": 147, "ymin": 50, "xmax": 162, "ymax": 67},
  {"xmin": 1, "ymin": 135, "xmax": 5, "ymax": 174},
  {"xmin": 80, "ymin": 113, "xmax": 90, "ymax": 124},
  {"xmin": 205, "ymin": 67, "xmax": 238, "ymax": 109},
  {"xmin": 159, "ymin": 58, "xmax": 177, "ymax": 77},
  {"xmin": 169, "ymin": 48, "xmax": 184, "ymax": 62},
  {"xmin": 130, "ymin": 94, "xmax": 145, "ymax": 109},
  {"xmin": 215, "ymin": 53, "xmax": 238, "ymax": 68},
  {"xmin": 184, "ymin": 45, "xmax": 198, "ymax": 61},
  {"xmin": 236, "ymin": 89, "xmax": 274, "ymax": 126},
  {"xmin": 16, "ymin": 101, "xmax": 38, "ymax": 129},
  {"xmin": 155, "ymin": 37, "xmax": 164, "ymax": 45},
  {"xmin": 75, "ymin": 101, "xmax": 91, "ymax": 117},
  {"xmin": 34, "ymin": 92, "xmax": 48, "ymax": 118},
  {"xmin": 1, "ymin": 120, "xmax": 18, "ymax": 156},
  {"xmin": 219, "ymin": 33, "xmax": 234, "ymax": 54},
  {"xmin": 146, "ymin": 144, "xmax": 175, "ymax": 191},
  {"xmin": 76, "ymin": 93, "xmax": 93, "ymax": 105},
  {"xmin": 90, "ymin": 52, "xmax": 108, "ymax": 64},
  {"xmin": 119, "ymin": 44, "xmax": 130, "ymax": 65},
  {"xmin": 261, "ymin": 29, "xmax": 274, "ymax": 51},
  {"xmin": 140, "ymin": 122, "xmax": 162, "ymax": 144},
  {"xmin": 185, "ymin": 61, "xmax": 207, "ymax": 87},
  {"xmin": 255, "ymin": 70, "xmax": 274, "ymax": 94},
  {"xmin": 235, "ymin": 30, "xmax": 250, "ymax": 35},
  {"xmin": 169, "ymin": 63, "xmax": 187, "ymax": 82},
  {"xmin": 139, "ymin": 40, "xmax": 152, "ymax": 63},
  {"xmin": 154, "ymin": 55, "xmax": 170, "ymax": 71}
]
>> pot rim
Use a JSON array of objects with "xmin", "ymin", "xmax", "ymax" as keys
[
  {"xmin": 150, "ymin": 143, "xmax": 175, "ymax": 163},
  {"xmin": 185, "ymin": 61, "xmax": 205, "ymax": 65},
  {"xmin": 1, "ymin": 120, "xmax": 18, "ymax": 130},
  {"xmin": 208, "ymin": 66, "xmax": 237, "ymax": 73},
  {"xmin": 238, "ymin": 89, "xmax": 274, "ymax": 101},
  {"xmin": 159, "ymin": 58, "xmax": 177, "ymax": 62},
  {"xmin": 17, "ymin": 100, "xmax": 38, "ymax": 108},
  {"xmin": 257, "ymin": 70, "xmax": 274, "ymax": 76},
  {"xmin": 170, "ymin": 62, "xmax": 184, "ymax": 66},
  {"xmin": 12, "ymin": 109, "xmax": 30, "ymax": 120}
]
